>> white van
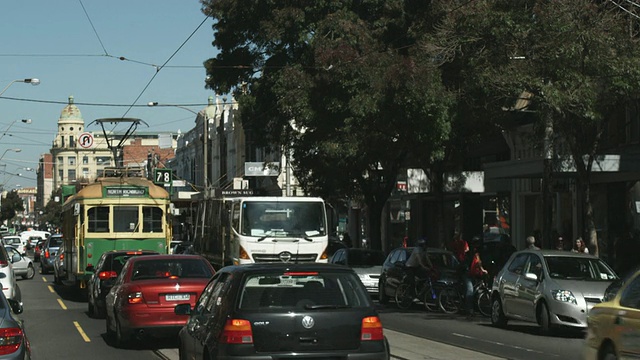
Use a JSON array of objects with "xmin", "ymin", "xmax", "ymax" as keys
[{"xmin": 19, "ymin": 230, "xmax": 51, "ymax": 250}]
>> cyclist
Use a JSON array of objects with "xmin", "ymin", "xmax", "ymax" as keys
[
  {"xmin": 404, "ymin": 238, "xmax": 434, "ymax": 294},
  {"xmin": 460, "ymin": 236, "xmax": 488, "ymax": 319}
]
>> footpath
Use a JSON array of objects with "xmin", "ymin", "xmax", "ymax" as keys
[{"xmin": 156, "ymin": 328, "xmax": 504, "ymax": 360}]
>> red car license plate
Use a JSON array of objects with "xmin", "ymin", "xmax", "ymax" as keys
[{"xmin": 166, "ymin": 294, "xmax": 190, "ymax": 301}]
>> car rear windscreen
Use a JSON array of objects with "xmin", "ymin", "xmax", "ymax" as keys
[
  {"xmin": 131, "ymin": 258, "xmax": 213, "ymax": 280},
  {"xmin": 238, "ymin": 271, "xmax": 371, "ymax": 310}
]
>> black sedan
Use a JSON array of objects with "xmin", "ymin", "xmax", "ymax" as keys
[
  {"xmin": 175, "ymin": 263, "xmax": 390, "ymax": 359},
  {"xmin": 378, "ymin": 246, "xmax": 458, "ymax": 305}
]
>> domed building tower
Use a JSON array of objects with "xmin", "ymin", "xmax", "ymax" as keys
[{"xmin": 50, "ymin": 96, "xmax": 111, "ymax": 189}]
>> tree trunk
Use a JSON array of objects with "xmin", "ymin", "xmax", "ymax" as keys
[{"xmin": 580, "ymin": 180, "xmax": 599, "ymax": 256}]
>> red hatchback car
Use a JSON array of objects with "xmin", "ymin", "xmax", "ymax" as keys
[{"xmin": 104, "ymin": 254, "xmax": 215, "ymax": 347}]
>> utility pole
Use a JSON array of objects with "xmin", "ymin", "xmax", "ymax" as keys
[{"xmin": 542, "ymin": 113, "xmax": 554, "ymax": 249}]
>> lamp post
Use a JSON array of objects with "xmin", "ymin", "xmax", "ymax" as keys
[
  {"xmin": 0, "ymin": 78, "xmax": 40, "ymax": 97},
  {"xmin": 0, "ymin": 119, "xmax": 31, "ymax": 143},
  {"xmin": 147, "ymin": 101, "xmax": 212, "ymax": 189},
  {"xmin": 0, "ymin": 148, "xmax": 21, "ymax": 163}
]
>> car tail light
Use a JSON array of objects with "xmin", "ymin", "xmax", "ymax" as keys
[
  {"xmin": 59, "ymin": 253, "xmax": 64, "ymax": 260},
  {"xmin": 0, "ymin": 327, "xmax": 23, "ymax": 355},
  {"xmin": 127, "ymin": 292, "xmax": 144, "ymax": 304},
  {"xmin": 98, "ymin": 271, "xmax": 117, "ymax": 280},
  {"xmin": 0, "ymin": 260, "xmax": 7, "ymax": 268},
  {"xmin": 361, "ymin": 316, "xmax": 384, "ymax": 341},
  {"xmin": 220, "ymin": 319, "xmax": 253, "ymax": 344}
]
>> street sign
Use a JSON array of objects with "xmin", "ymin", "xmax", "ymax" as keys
[{"xmin": 154, "ymin": 168, "xmax": 172, "ymax": 185}]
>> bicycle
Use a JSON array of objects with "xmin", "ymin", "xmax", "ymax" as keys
[
  {"xmin": 438, "ymin": 276, "xmax": 492, "ymax": 317},
  {"xmin": 394, "ymin": 270, "xmax": 441, "ymax": 311}
]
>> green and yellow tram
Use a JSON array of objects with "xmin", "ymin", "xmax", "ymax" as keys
[{"xmin": 60, "ymin": 168, "xmax": 172, "ymax": 290}]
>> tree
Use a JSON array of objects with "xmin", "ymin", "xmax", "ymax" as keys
[
  {"xmin": 38, "ymin": 189, "xmax": 62, "ymax": 230},
  {"xmin": 0, "ymin": 190, "xmax": 24, "ymax": 225},
  {"xmin": 435, "ymin": 0, "xmax": 640, "ymax": 254},
  {"xmin": 201, "ymin": 0, "xmax": 454, "ymax": 250}
]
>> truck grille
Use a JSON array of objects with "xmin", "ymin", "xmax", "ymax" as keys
[{"xmin": 253, "ymin": 253, "xmax": 318, "ymax": 263}]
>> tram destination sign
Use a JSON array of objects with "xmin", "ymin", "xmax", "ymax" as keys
[{"xmin": 104, "ymin": 186, "xmax": 148, "ymax": 197}]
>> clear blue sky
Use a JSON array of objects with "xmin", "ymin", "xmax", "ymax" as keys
[{"xmin": 0, "ymin": 1, "xmax": 217, "ymax": 189}]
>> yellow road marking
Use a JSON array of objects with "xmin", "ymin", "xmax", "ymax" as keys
[
  {"xmin": 42, "ymin": 277, "xmax": 47, "ymax": 282},
  {"xmin": 73, "ymin": 321, "xmax": 91, "ymax": 342},
  {"xmin": 47, "ymin": 285, "xmax": 54, "ymax": 293},
  {"xmin": 57, "ymin": 299, "xmax": 67, "ymax": 310}
]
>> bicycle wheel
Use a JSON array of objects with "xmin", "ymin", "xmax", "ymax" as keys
[
  {"xmin": 422, "ymin": 283, "xmax": 439, "ymax": 312},
  {"xmin": 476, "ymin": 289, "xmax": 492, "ymax": 317},
  {"xmin": 394, "ymin": 283, "xmax": 414, "ymax": 310},
  {"xmin": 438, "ymin": 286, "xmax": 461, "ymax": 314}
]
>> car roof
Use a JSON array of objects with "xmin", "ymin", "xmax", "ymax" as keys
[
  {"xmin": 518, "ymin": 249, "xmax": 599, "ymax": 258},
  {"xmin": 127, "ymin": 254, "xmax": 205, "ymax": 262},
  {"xmin": 218, "ymin": 262, "xmax": 356, "ymax": 275},
  {"xmin": 103, "ymin": 249, "xmax": 159, "ymax": 255}
]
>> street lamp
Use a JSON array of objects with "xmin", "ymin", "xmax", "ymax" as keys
[
  {"xmin": 0, "ymin": 79, "xmax": 40, "ymax": 97},
  {"xmin": 0, "ymin": 119, "xmax": 31, "ymax": 142},
  {"xmin": 0, "ymin": 148, "xmax": 21, "ymax": 163},
  {"xmin": 148, "ymin": 101, "xmax": 213, "ymax": 188}
]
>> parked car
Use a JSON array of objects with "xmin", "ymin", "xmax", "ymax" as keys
[
  {"xmin": 4, "ymin": 246, "xmax": 35, "ymax": 280},
  {"xmin": 330, "ymin": 248, "xmax": 386, "ymax": 296},
  {"xmin": 584, "ymin": 266, "xmax": 640, "ymax": 359},
  {"xmin": 174, "ymin": 263, "xmax": 390, "ymax": 359},
  {"xmin": 105, "ymin": 254, "xmax": 215, "ymax": 347},
  {"xmin": 378, "ymin": 246, "xmax": 458, "ymax": 305},
  {"xmin": 33, "ymin": 239, "xmax": 46, "ymax": 262},
  {"xmin": 491, "ymin": 249, "xmax": 618, "ymax": 334},
  {"xmin": 53, "ymin": 243, "xmax": 66, "ymax": 285},
  {"xmin": 40, "ymin": 234, "xmax": 63, "ymax": 275},
  {"xmin": 1, "ymin": 237, "xmax": 24, "ymax": 255},
  {"xmin": 0, "ymin": 287, "xmax": 30, "ymax": 359},
  {"xmin": 86, "ymin": 249, "xmax": 159, "ymax": 318},
  {"xmin": 0, "ymin": 246, "xmax": 19, "ymax": 301}
]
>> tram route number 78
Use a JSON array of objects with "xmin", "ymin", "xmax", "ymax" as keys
[{"xmin": 154, "ymin": 169, "xmax": 172, "ymax": 185}]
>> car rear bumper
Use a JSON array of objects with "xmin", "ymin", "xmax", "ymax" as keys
[
  {"xmin": 119, "ymin": 307, "xmax": 189, "ymax": 330},
  {"xmin": 214, "ymin": 340, "xmax": 389, "ymax": 359}
]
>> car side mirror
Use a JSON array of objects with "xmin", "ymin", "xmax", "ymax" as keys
[
  {"xmin": 524, "ymin": 272, "xmax": 538, "ymax": 281},
  {"xmin": 7, "ymin": 299, "xmax": 23, "ymax": 314},
  {"xmin": 11, "ymin": 253, "xmax": 21, "ymax": 263}
]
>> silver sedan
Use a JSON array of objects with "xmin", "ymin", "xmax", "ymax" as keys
[
  {"xmin": 491, "ymin": 249, "xmax": 617, "ymax": 334},
  {"xmin": 4, "ymin": 246, "xmax": 35, "ymax": 280}
]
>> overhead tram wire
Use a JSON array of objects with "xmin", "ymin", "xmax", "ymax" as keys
[
  {"xmin": 120, "ymin": 15, "xmax": 210, "ymax": 118},
  {"xmin": 78, "ymin": 0, "xmax": 109, "ymax": 56}
]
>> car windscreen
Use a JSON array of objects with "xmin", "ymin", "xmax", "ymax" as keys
[
  {"xmin": 545, "ymin": 256, "xmax": 618, "ymax": 281},
  {"xmin": 48, "ymin": 237, "xmax": 63, "ymax": 247},
  {"xmin": 131, "ymin": 258, "xmax": 213, "ymax": 280},
  {"xmin": 429, "ymin": 251, "xmax": 458, "ymax": 270},
  {"xmin": 348, "ymin": 250, "xmax": 385, "ymax": 267},
  {"xmin": 238, "ymin": 270, "xmax": 371, "ymax": 310}
]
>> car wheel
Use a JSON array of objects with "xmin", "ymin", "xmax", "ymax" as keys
[
  {"xmin": 539, "ymin": 302, "xmax": 554, "ymax": 335},
  {"xmin": 24, "ymin": 264, "xmax": 35, "ymax": 280},
  {"xmin": 88, "ymin": 300, "xmax": 96, "ymax": 318},
  {"xmin": 105, "ymin": 315, "xmax": 115, "ymax": 340},
  {"xmin": 378, "ymin": 278, "xmax": 389, "ymax": 305},
  {"xmin": 601, "ymin": 343, "xmax": 617, "ymax": 360},
  {"xmin": 115, "ymin": 317, "xmax": 130, "ymax": 348},
  {"xmin": 491, "ymin": 297, "xmax": 508, "ymax": 327}
]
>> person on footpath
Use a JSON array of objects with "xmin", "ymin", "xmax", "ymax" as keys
[
  {"xmin": 572, "ymin": 237, "xmax": 589, "ymax": 253},
  {"xmin": 526, "ymin": 236, "xmax": 540, "ymax": 250},
  {"xmin": 554, "ymin": 236, "xmax": 565, "ymax": 251}
]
